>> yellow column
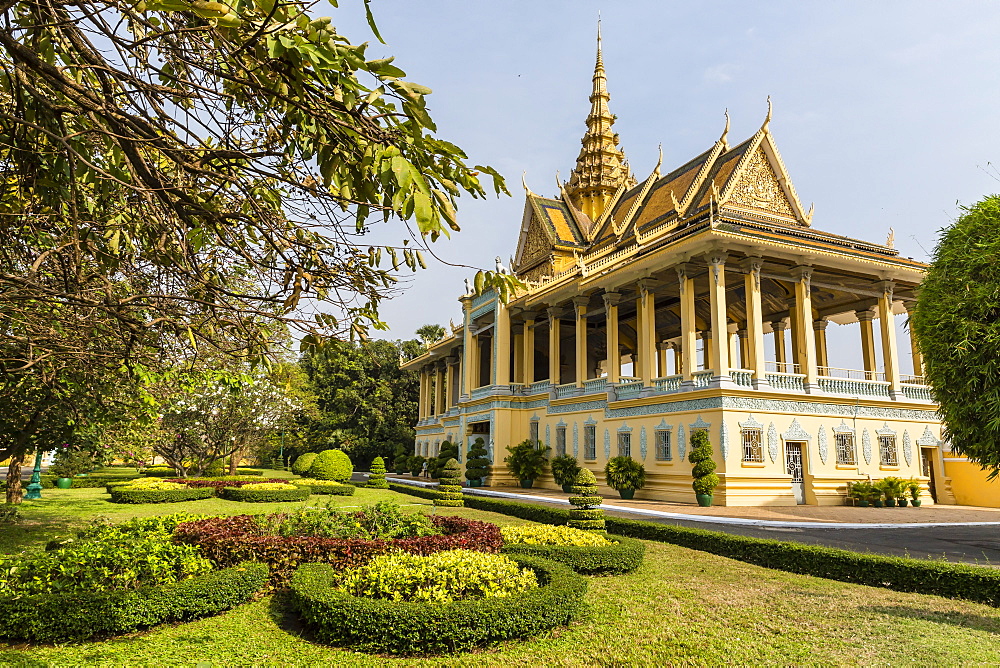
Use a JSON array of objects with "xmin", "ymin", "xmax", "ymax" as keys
[
  {"xmin": 522, "ymin": 311, "xmax": 536, "ymax": 386},
  {"xmin": 741, "ymin": 258, "xmax": 767, "ymax": 383},
  {"xmin": 434, "ymin": 363, "xmax": 445, "ymax": 414},
  {"xmin": 448, "ymin": 357, "xmax": 459, "ymax": 406},
  {"xmin": 789, "ymin": 304, "xmax": 801, "ymax": 372},
  {"xmin": 657, "ymin": 342, "xmax": 669, "ymax": 378},
  {"xmin": 637, "ymin": 279, "xmax": 658, "ymax": 386},
  {"xmin": 512, "ymin": 324, "xmax": 524, "ymax": 384},
  {"xmin": 677, "ymin": 264, "xmax": 696, "ymax": 382},
  {"xmin": 877, "ymin": 281, "xmax": 902, "ymax": 396},
  {"xmin": 905, "ymin": 304, "xmax": 923, "ymax": 377},
  {"xmin": 771, "ymin": 320, "xmax": 787, "ymax": 370},
  {"xmin": 707, "ymin": 254, "xmax": 729, "ymax": 377},
  {"xmin": 700, "ymin": 331, "xmax": 712, "ymax": 371},
  {"xmin": 602, "ymin": 292, "xmax": 622, "ymax": 384},
  {"xmin": 417, "ymin": 368, "xmax": 427, "ymax": 418},
  {"xmin": 737, "ymin": 327, "xmax": 748, "ymax": 369},
  {"xmin": 461, "ymin": 297, "xmax": 475, "ymax": 396},
  {"xmin": 857, "ymin": 309, "xmax": 877, "ymax": 380},
  {"xmin": 574, "ymin": 297, "xmax": 589, "ymax": 387},
  {"xmin": 494, "ymin": 301, "xmax": 511, "ymax": 386},
  {"xmin": 791, "ymin": 266, "xmax": 818, "ymax": 388},
  {"xmin": 814, "ymin": 318, "xmax": 829, "ymax": 372},
  {"xmin": 547, "ymin": 306, "xmax": 562, "ymax": 385}
]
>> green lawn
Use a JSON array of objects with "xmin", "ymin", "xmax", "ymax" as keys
[{"xmin": 3, "ymin": 479, "xmax": 1000, "ymax": 665}]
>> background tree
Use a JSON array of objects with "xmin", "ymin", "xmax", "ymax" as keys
[
  {"xmin": 912, "ymin": 195, "xmax": 1000, "ymax": 478},
  {"xmin": 416, "ymin": 324, "xmax": 446, "ymax": 348}
]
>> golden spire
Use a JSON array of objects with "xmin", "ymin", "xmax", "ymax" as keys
[{"xmin": 565, "ymin": 21, "xmax": 635, "ymax": 221}]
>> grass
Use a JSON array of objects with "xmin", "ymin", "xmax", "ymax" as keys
[{"xmin": 4, "ymin": 478, "xmax": 1000, "ymax": 665}]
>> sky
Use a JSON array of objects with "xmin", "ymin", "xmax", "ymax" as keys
[{"xmin": 323, "ymin": 0, "xmax": 1000, "ymax": 369}]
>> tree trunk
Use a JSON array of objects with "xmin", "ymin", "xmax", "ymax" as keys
[{"xmin": 6, "ymin": 451, "xmax": 25, "ymax": 504}]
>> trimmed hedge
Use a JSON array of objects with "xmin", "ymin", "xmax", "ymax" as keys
[
  {"xmin": 174, "ymin": 514, "xmax": 504, "ymax": 585},
  {"xmin": 292, "ymin": 480, "xmax": 356, "ymax": 496},
  {"xmin": 291, "ymin": 453, "xmax": 318, "ymax": 476},
  {"xmin": 142, "ymin": 467, "xmax": 264, "ymax": 478},
  {"xmin": 502, "ymin": 534, "xmax": 645, "ymax": 575},
  {"xmin": 0, "ymin": 562, "xmax": 268, "ymax": 643},
  {"xmin": 109, "ymin": 486, "xmax": 215, "ymax": 504},
  {"xmin": 367, "ymin": 457, "xmax": 389, "ymax": 489},
  {"xmin": 165, "ymin": 477, "xmax": 290, "ymax": 497},
  {"xmin": 309, "ymin": 449, "xmax": 353, "ymax": 482},
  {"xmin": 390, "ymin": 486, "xmax": 1000, "ymax": 608},
  {"xmin": 221, "ymin": 486, "xmax": 311, "ymax": 503},
  {"xmin": 2, "ymin": 473, "xmax": 144, "ymax": 491},
  {"xmin": 289, "ymin": 554, "xmax": 587, "ymax": 655}
]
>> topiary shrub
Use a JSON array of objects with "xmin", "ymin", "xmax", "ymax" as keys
[
  {"xmin": 429, "ymin": 441, "xmax": 460, "ymax": 479},
  {"xmin": 688, "ymin": 431, "xmax": 719, "ymax": 501},
  {"xmin": 292, "ymin": 452, "xmax": 319, "ymax": 477},
  {"xmin": 393, "ymin": 454, "xmax": 410, "ymax": 475},
  {"xmin": 464, "ymin": 438, "xmax": 490, "ymax": 483},
  {"xmin": 409, "ymin": 455, "xmax": 427, "ymax": 477},
  {"xmin": 567, "ymin": 468, "xmax": 604, "ymax": 531},
  {"xmin": 604, "ymin": 456, "xmax": 646, "ymax": 497},
  {"xmin": 434, "ymin": 458, "xmax": 464, "ymax": 507},
  {"xmin": 309, "ymin": 449, "xmax": 353, "ymax": 482},
  {"xmin": 367, "ymin": 456, "xmax": 389, "ymax": 489}
]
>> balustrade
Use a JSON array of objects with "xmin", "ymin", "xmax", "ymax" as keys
[
  {"xmin": 765, "ymin": 360, "xmax": 801, "ymax": 374},
  {"xmin": 765, "ymin": 372, "xmax": 806, "ymax": 392},
  {"xmin": 555, "ymin": 383, "xmax": 579, "ymax": 399},
  {"xmin": 654, "ymin": 375, "xmax": 683, "ymax": 393},
  {"xmin": 528, "ymin": 380, "xmax": 553, "ymax": 394},
  {"xmin": 692, "ymin": 370, "xmax": 714, "ymax": 388},
  {"xmin": 583, "ymin": 378, "xmax": 608, "ymax": 394},
  {"xmin": 901, "ymin": 384, "xmax": 934, "ymax": 401},
  {"xmin": 819, "ymin": 365, "xmax": 886, "ymax": 381},
  {"xmin": 615, "ymin": 378, "xmax": 644, "ymax": 400},
  {"xmin": 817, "ymin": 376, "xmax": 891, "ymax": 398},
  {"xmin": 730, "ymin": 369, "xmax": 754, "ymax": 387}
]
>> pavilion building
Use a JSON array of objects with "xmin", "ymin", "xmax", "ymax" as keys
[{"xmin": 402, "ymin": 33, "xmax": 953, "ymax": 506}]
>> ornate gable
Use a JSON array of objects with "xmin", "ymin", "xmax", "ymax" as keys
[{"xmin": 728, "ymin": 146, "xmax": 795, "ymax": 217}]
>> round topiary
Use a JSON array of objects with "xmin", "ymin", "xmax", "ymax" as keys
[
  {"xmin": 367, "ymin": 457, "xmax": 389, "ymax": 489},
  {"xmin": 567, "ymin": 468, "xmax": 604, "ymax": 530},
  {"xmin": 434, "ymin": 458, "xmax": 464, "ymax": 507},
  {"xmin": 291, "ymin": 453, "xmax": 318, "ymax": 477},
  {"xmin": 464, "ymin": 438, "xmax": 490, "ymax": 482},
  {"xmin": 308, "ymin": 449, "xmax": 353, "ymax": 482}
]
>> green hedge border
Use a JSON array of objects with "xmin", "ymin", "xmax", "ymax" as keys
[
  {"xmin": 221, "ymin": 486, "xmax": 311, "ymax": 503},
  {"xmin": 291, "ymin": 481, "xmax": 356, "ymax": 496},
  {"xmin": 289, "ymin": 554, "xmax": 587, "ymax": 655},
  {"xmin": 109, "ymin": 487, "xmax": 215, "ymax": 504},
  {"xmin": 142, "ymin": 467, "xmax": 265, "ymax": 477},
  {"xmin": 0, "ymin": 562, "xmax": 268, "ymax": 642},
  {"xmin": 388, "ymin": 483, "xmax": 1000, "ymax": 608},
  {"xmin": 502, "ymin": 534, "xmax": 645, "ymax": 575}
]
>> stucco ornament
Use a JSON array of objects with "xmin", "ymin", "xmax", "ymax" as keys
[
  {"xmin": 604, "ymin": 428, "xmax": 611, "ymax": 460},
  {"xmin": 678, "ymin": 425, "xmax": 687, "ymax": 461},
  {"xmin": 572, "ymin": 422, "xmax": 579, "ymax": 458},
  {"xmin": 862, "ymin": 429, "xmax": 872, "ymax": 465},
  {"xmin": 767, "ymin": 422, "xmax": 779, "ymax": 462},
  {"xmin": 640, "ymin": 426, "xmax": 648, "ymax": 461},
  {"xmin": 817, "ymin": 425, "xmax": 828, "ymax": 465},
  {"xmin": 720, "ymin": 420, "xmax": 729, "ymax": 460},
  {"xmin": 903, "ymin": 430, "xmax": 912, "ymax": 467}
]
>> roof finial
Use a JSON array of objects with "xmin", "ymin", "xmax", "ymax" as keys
[
  {"xmin": 763, "ymin": 95, "xmax": 772, "ymax": 129},
  {"xmin": 654, "ymin": 143, "xmax": 663, "ymax": 175},
  {"xmin": 521, "ymin": 171, "xmax": 536, "ymax": 196},
  {"xmin": 721, "ymin": 108, "xmax": 730, "ymax": 143},
  {"xmin": 596, "ymin": 14, "xmax": 604, "ymax": 71}
]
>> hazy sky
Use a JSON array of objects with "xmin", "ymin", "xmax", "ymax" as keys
[{"xmin": 327, "ymin": 1, "xmax": 1000, "ymax": 367}]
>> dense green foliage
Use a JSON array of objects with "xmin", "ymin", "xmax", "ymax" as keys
[
  {"xmin": 0, "ymin": 562, "xmax": 267, "ymax": 643},
  {"xmin": 110, "ymin": 486, "xmax": 215, "ymax": 504},
  {"xmin": 291, "ymin": 453, "xmax": 318, "ymax": 476},
  {"xmin": 221, "ymin": 485, "xmax": 311, "ymax": 503},
  {"xmin": 262, "ymin": 502, "xmax": 438, "ymax": 541},
  {"xmin": 912, "ymin": 195, "xmax": 1000, "ymax": 477},
  {"xmin": 48, "ymin": 448, "xmax": 96, "ymax": 478},
  {"xmin": 500, "ymin": 525, "xmax": 612, "ymax": 546},
  {"xmin": 292, "ymin": 480, "xmax": 356, "ymax": 496},
  {"xmin": 434, "ymin": 458, "xmax": 464, "ymax": 507},
  {"xmin": 308, "ymin": 449, "xmax": 353, "ymax": 481},
  {"xmin": 367, "ymin": 456, "xmax": 389, "ymax": 488},
  {"xmin": 502, "ymin": 534, "xmax": 645, "ymax": 575},
  {"xmin": 551, "ymin": 454, "xmax": 581, "ymax": 487},
  {"xmin": 504, "ymin": 440, "xmax": 550, "ymax": 481},
  {"xmin": 688, "ymin": 431, "xmax": 719, "ymax": 496},
  {"xmin": 604, "ymin": 456, "xmax": 646, "ymax": 491},
  {"xmin": 567, "ymin": 468, "xmax": 605, "ymax": 530},
  {"xmin": 290, "ymin": 554, "xmax": 587, "ymax": 655},
  {"xmin": 429, "ymin": 440, "xmax": 460, "ymax": 479},
  {"xmin": 464, "ymin": 438, "xmax": 490, "ymax": 481},
  {"xmin": 337, "ymin": 549, "xmax": 538, "ymax": 603}
]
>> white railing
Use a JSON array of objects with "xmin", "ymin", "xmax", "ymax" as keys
[
  {"xmin": 901, "ymin": 374, "xmax": 927, "ymax": 385},
  {"xmin": 818, "ymin": 377, "xmax": 891, "ymax": 398},
  {"xmin": 766, "ymin": 372, "xmax": 806, "ymax": 392},
  {"xmin": 692, "ymin": 370, "xmax": 714, "ymax": 388},
  {"xmin": 583, "ymin": 378, "xmax": 608, "ymax": 394},
  {"xmin": 766, "ymin": 360, "xmax": 801, "ymax": 374},
  {"xmin": 615, "ymin": 380, "xmax": 644, "ymax": 400},
  {"xmin": 507, "ymin": 383, "xmax": 525, "ymax": 395},
  {"xmin": 901, "ymin": 384, "xmax": 934, "ymax": 402},
  {"xmin": 469, "ymin": 386, "xmax": 493, "ymax": 400},
  {"xmin": 555, "ymin": 383, "xmax": 579, "ymax": 399},
  {"xmin": 654, "ymin": 375, "xmax": 683, "ymax": 393},
  {"xmin": 819, "ymin": 366, "xmax": 885, "ymax": 381},
  {"xmin": 730, "ymin": 369, "xmax": 753, "ymax": 387},
  {"xmin": 527, "ymin": 380, "xmax": 552, "ymax": 394}
]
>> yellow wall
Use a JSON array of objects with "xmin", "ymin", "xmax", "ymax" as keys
[{"xmin": 944, "ymin": 458, "xmax": 1000, "ymax": 508}]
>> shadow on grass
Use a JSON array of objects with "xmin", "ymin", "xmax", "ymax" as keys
[
  {"xmin": 864, "ymin": 605, "xmax": 1000, "ymax": 634},
  {"xmin": 267, "ymin": 590, "xmax": 316, "ymax": 643}
]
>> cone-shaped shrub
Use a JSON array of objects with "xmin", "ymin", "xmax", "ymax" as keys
[
  {"xmin": 429, "ymin": 441, "xmax": 460, "ymax": 479},
  {"xmin": 433, "ymin": 458, "xmax": 464, "ymax": 507},
  {"xmin": 568, "ymin": 468, "xmax": 604, "ymax": 530},
  {"xmin": 465, "ymin": 438, "xmax": 490, "ymax": 482},
  {"xmin": 367, "ymin": 457, "xmax": 389, "ymax": 488},
  {"xmin": 688, "ymin": 431, "xmax": 719, "ymax": 497},
  {"xmin": 291, "ymin": 453, "xmax": 318, "ymax": 477},
  {"xmin": 308, "ymin": 449, "xmax": 353, "ymax": 482}
]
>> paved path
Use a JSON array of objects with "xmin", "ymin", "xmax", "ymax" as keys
[{"xmin": 384, "ymin": 476, "xmax": 1000, "ymax": 565}]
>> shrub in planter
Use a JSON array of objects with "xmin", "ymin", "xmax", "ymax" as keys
[
  {"xmin": 907, "ymin": 479, "xmax": 922, "ymax": 507},
  {"xmin": 367, "ymin": 457, "xmax": 389, "ymax": 489},
  {"xmin": 393, "ymin": 454, "xmax": 410, "ymax": 475},
  {"xmin": 292, "ymin": 480, "xmax": 356, "ymax": 496},
  {"xmin": 504, "ymin": 439, "xmax": 550, "ymax": 488},
  {"xmin": 409, "ymin": 455, "xmax": 427, "ymax": 477},
  {"xmin": 689, "ymin": 430, "xmax": 719, "ymax": 505},
  {"xmin": 289, "ymin": 554, "xmax": 587, "ymax": 655},
  {"xmin": 309, "ymin": 449, "xmax": 353, "ymax": 482},
  {"xmin": 567, "ymin": 468, "xmax": 605, "ymax": 530},
  {"xmin": 500, "ymin": 526, "xmax": 646, "ymax": 575},
  {"xmin": 291, "ymin": 453, "xmax": 319, "ymax": 476},
  {"xmin": 221, "ymin": 483, "xmax": 311, "ymax": 503},
  {"xmin": 551, "ymin": 455, "xmax": 581, "ymax": 492},
  {"xmin": 604, "ymin": 456, "xmax": 645, "ymax": 499},
  {"xmin": 464, "ymin": 438, "xmax": 490, "ymax": 485},
  {"xmin": 434, "ymin": 458, "xmax": 464, "ymax": 507}
]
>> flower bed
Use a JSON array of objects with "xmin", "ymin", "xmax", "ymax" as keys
[
  {"xmin": 174, "ymin": 514, "xmax": 503, "ymax": 584},
  {"xmin": 221, "ymin": 483, "xmax": 312, "ymax": 503},
  {"xmin": 166, "ymin": 477, "xmax": 292, "ymax": 496},
  {"xmin": 501, "ymin": 526, "xmax": 645, "ymax": 575},
  {"xmin": 289, "ymin": 554, "xmax": 587, "ymax": 655}
]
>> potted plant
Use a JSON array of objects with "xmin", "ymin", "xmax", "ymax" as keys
[
  {"xmin": 885, "ymin": 476, "xmax": 907, "ymax": 507},
  {"xmin": 907, "ymin": 479, "xmax": 922, "ymax": 507},
  {"xmin": 688, "ymin": 431, "xmax": 719, "ymax": 506},
  {"xmin": 551, "ymin": 454, "xmax": 581, "ymax": 493},
  {"xmin": 504, "ymin": 439, "xmax": 550, "ymax": 488},
  {"xmin": 605, "ymin": 456, "xmax": 646, "ymax": 499},
  {"xmin": 49, "ymin": 449, "xmax": 94, "ymax": 489},
  {"xmin": 464, "ymin": 438, "xmax": 491, "ymax": 487},
  {"xmin": 848, "ymin": 481, "xmax": 872, "ymax": 507}
]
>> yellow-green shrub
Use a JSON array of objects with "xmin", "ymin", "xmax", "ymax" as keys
[
  {"xmin": 501, "ymin": 525, "xmax": 612, "ymax": 547},
  {"xmin": 240, "ymin": 482, "xmax": 298, "ymax": 491},
  {"xmin": 122, "ymin": 479, "xmax": 186, "ymax": 491}
]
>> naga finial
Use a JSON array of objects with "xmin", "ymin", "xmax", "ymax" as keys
[
  {"xmin": 763, "ymin": 96, "xmax": 773, "ymax": 129},
  {"xmin": 654, "ymin": 144, "xmax": 663, "ymax": 176},
  {"xmin": 721, "ymin": 108, "xmax": 730, "ymax": 143}
]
